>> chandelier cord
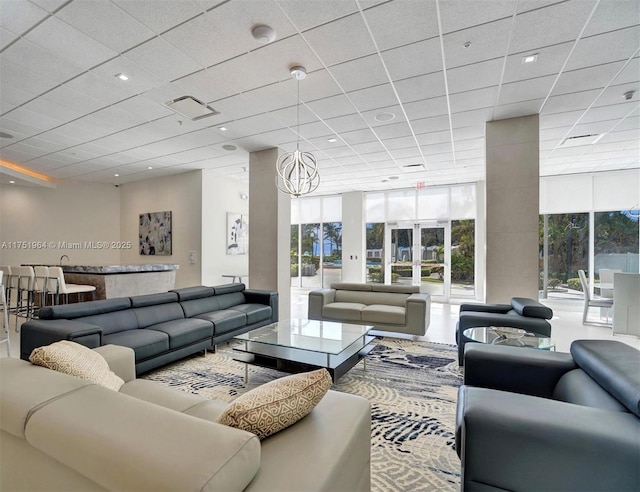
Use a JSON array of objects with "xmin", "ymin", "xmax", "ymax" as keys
[{"xmin": 296, "ymin": 74, "xmax": 300, "ymax": 151}]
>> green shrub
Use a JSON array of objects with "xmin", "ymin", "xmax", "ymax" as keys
[
  {"xmin": 548, "ymin": 278, "xmax": 561, "ymax": 288},
  {"xmin": 290, "ymin": 264, "xmax": 298, "ymax": 277},
  {"xmin": 567, "ymin": 278, "xmax": 582, "ymax": 291}
]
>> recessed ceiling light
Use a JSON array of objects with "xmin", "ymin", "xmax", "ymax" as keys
[
  {"xmin": 114, "ymin": 173, "xmax": 119, "ymax": 177},
  {"xmin": 522, "ymin": 54, "xmax": 538, "ymax": 64},
  {"xmin": 251, "ymin": 25, "xmax": 276, "ymax": 44},
  {"xmin": 328, "ymin": 138, "xmax": 337, "ymax": 143},
  {"xmin": 147, "ymin": 166, "xmax": 153, "ymax": 170},
  {"xmin": 223, "ymin": 144, "xmax": 237, "ymax": 151},
  {"xmin": 9, "ymin": 180, "xmax": 15, "ymax": 184},
  {"xmin": 375, "ymin": 112, "xmax": 396, "ymax": 122},
  {"xmin": 115, "ymin": 73, "xmax": 129, "ymax": 81},
  {"xmin": 219, "ymin": 126, "xmax": 227, "ymax": 131}
]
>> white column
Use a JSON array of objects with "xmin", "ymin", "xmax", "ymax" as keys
[
  {"xmin": 341, "ymin": 191, "xmax": 366, "ymax": 283},
  {"xmin": 249, "ymin": 148, "xmax": 291, "ymax": 318},
  {"xmin": 485, "ymin": 114, "xmax": 539, "ymax": 302}
]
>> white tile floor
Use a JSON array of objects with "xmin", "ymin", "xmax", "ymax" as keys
[{"xmin": 2, "ymin": 291, "xmax": 638, "ymax": 359}]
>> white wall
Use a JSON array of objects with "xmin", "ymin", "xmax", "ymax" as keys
[
  {"xmin": 201, "ymin": 170, "xmax": 249, "ymax": 285},
  {"xmin": 0, "ymin": 181, "xmax": 120, "ymax": 266},
  {"xmin": 119, "ymin": 171, "xmax": 202, "ymax": 288}
]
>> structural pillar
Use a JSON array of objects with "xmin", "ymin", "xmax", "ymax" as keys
[
  {"xmin": 249, "ymin": 148, "xmax": 291, "ymax": 318},
  {"xmin": 341, "ymin": 191, "xmax": 366, "ymax": 282},
  {"xmin": 485, "ymin": 114, "xmax": 539, "ymax": 302}
]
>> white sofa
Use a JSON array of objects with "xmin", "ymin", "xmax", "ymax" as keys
[
  {"xmin": 308, "ymin": 282, "xmax": 431, "ymax": 336},
  {"xmin": 0, "ymin": 345, "xmax": 371, "ymax": 492}
]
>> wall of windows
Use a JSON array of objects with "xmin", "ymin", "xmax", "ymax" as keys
[
  {"xmin": 539, "ymin": 170, "xmax": 640, "ymax": 299},
  {"xmin": 290, "ymin": 196, "xmax": 342, "ymax": 288}
]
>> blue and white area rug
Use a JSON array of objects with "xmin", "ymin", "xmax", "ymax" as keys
[{"xmin": 143, "ymin": 338, "xmax": 463, "ymax": 492}]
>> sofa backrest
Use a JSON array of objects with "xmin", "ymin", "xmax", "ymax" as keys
[
  {"xmin": 130, "ymin": 292, "xmax": 178, "ymax": 307},
  {"xmin": 570, "ymin": 340, "xmax": 640, "ymax": 417},
  {"xmin": 38, "ymin": 297, "xmax": 132, "ymax": 320},
  {"xmin": 333, "ymin": 283, "xmax": 417, "ymax": 307},
  {"xmin": 133, "ymin": 303, "xmax": 185, "ymax": 329},
  {"xmin": 510, "ymin": 297, "xmax": 553, "ymax": 319},
  {"xmin": 81, "ymin": 309, "xmax": 140, "ymax": 335}
]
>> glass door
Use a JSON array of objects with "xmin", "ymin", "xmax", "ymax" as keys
[{"xmin": 386, "ymin": 222, "xmax": 450, "ymax": 301}]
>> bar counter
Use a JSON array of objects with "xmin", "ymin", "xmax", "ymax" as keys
[{"xmin": 60, "ymin": 264, "xmax": 179, "ymax": 299}]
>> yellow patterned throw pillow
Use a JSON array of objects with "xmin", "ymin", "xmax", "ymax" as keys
[
  {"xmin": 29, "ymin": 341, "xmax": 125, "ymax": 391},
  {"xmin": 217, "ymin": 368, "xmax": 332, "ymax": 439}
]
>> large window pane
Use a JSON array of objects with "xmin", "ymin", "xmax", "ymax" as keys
[
  {"xmin": 387, "ymin": 190, "xmax": 415, "ymax": 220},
  {"xmin": 322, "ymin": 222, "xmax": 342, "ymax": 287},
  {"xmin": 451, "ymin": 219, "xmax": 475, "ymax": 297},
  {"xmin": 366, "ymin": 223, "xmax": 385, "ymax": 283},
  {"xmin": 594, "ymin": 210, "xmax": 640, "ymax": 275},
  {"xmin": 290, "ymin": 224, "xmax": 299, "ymax": 287},
  {"xmin": 301, "ymin": 223, "xmax": 321, "ymax": 288},
  {"xmin": 539, "ymin": 213, "xmax": 589, "ymax": 298},
  {"xmin": 417, "ymin": 187, "xmax": 448, "ymax": 220}
]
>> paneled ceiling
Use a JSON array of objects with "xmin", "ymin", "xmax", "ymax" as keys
[{"xmin": 0, "ymin": 0, "xmax": 638, "ymax": 194}]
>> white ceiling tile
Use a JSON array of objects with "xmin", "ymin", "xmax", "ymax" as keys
[
  {"xmin": 0, "ymin": 0, "xmax": 48, "ymax": 34},
  {"xmin": 439, "ymin": 0, "xmax": 514, "ymax": 33},
  {"xmin": 22, "ymin": 97, "xmax": 83, "ymax": 125},
  {"xmin": 26, "ymin": 16, "xmax": 117, "ymax": 69},
  {"xmin": 452, "ymin": 125, "xmax": 484, "ymax": 141},
  {"xmin": 404, "ymin": 97, "xmax": 449, "ymax": 120},
  {"xmin": 29, "ymin": 0, "xmax": 68, "ymax": 13},
  {"xmin": 553, "ymin": 61, "xmax": 627, "ymax": 96},
  {"xmin": 348, "ymin": 85, "xmax": 398, "ymax": 112},
  {"xmin": 593, "ymin": 84, "xmax": 640, "ymax": 108},
  {"xmin": 276, "ymin": 0, "xmax": 359, "ymax": 31},
  {"xmin": 502, "ymin": 41, "xmax": 574, "ymax": 84},
  {"xmin": 298, "ymin": 69, "xmax": 342, "ymax": 102},
  {"xmin": 3, "ymin": 106, "xmax": 66, "ymax": 132},
  {"xmin": 383, "ymin": 38, "xmax": 443, "ymax": 81},
  {"xmin": 40, "ymin": 85, "xmax": 107, "ymax": 116},
  {"xmin": 510, "ymin": 1, "xmax": 597, "ymax": 54},
  {"xmin": 338, "ymin": 128, "xmax": 377, "ymax": 145},
  {"xmin": 175, "ymin": 68, "xmax": 238, "ymax": 103},
  {"xmin": 395, "ymin": 72, "xmax": 447, "ymax": 105},
  {"xmin": 542, "ymin": 88, "xmax": 601, "ymax": 114},
  {"xmin": 449, "ymin": 87, "xmax": 499, "ymax": 113},
  {"xmin": 303, "ymin": 13, "xmax": 375, "ymax": 66},
  {"xmin": 56, "ymin": 0, "xmax": 155, "ymax": 52},
  {"xmin": 498, "ymin": 75, "xmax": 556, "ymax": 105},
  {"xmin": 113, "ymin": 95, "xmax": 174, "ymax": 122},
  {"xmin": 443, "ymin": 18, "xmax": 512, "ymax": 68},
  {"xmin": 447, "ymin": 59, "xmax": 504, "ymax": 94},
  {"xmin": 114, "ymin": 0, "xmax": 203, "ymax": 34},
  {"xmin": 327, "ymin": 54, "xmax": 388, "ymax": 92},
  {"xmin": 64, "ymin": 72, "xmax": 133, "ymax": 106},
  {"xmin": 0, "ymin": 59, "xmax": 60, "ymax": 99},
  {"xmin": 363, "ymin": 0, "xmax": 439, "ymax": 51},
  {"xmin": 494, "ymin": 99, "xmax": 545, "ymax": 120},
  {"xmin": 374, "ymin": 122, "xmax": 414, "ymax": 140},
  {"xmin": 565, "ymin": 26, "xmax": 640, "ymax": 71},
  {"xmin": 584, "ymin": 0, "xmax": 640, "ymax": 37},
  {"xmin": 0, "ymin": 26, "xmax": 18, "ymax": 50},
  {"xmin": 323, "ymin": 114, "xmax": 368, "ymax": 134},
  {"xmin": 451, "ymin": 108, "xmax": 495, "ymax": 128},
  {"xmin": 124, "ymin": 37, "xmax": 203, "ymax": 83},
  {"xmin": 1, "ymin": 38, "xmax": 84, "ymax": 83},
  {"xmin": 91, "ymin": 57, "xmax": 166, "ymax": 95}
]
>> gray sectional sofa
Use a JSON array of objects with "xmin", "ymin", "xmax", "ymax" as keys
[
  {"xmin": 456, "ymin": 340, "xmax": 640, "ymax": 491},
  {"xmin": 308, "ymin": 282, "xmax": 430, "ymax": 336},
  {"xmin": 1, "ymin": 344, "xmax": 371, "ymax": 491},
  {"xmin": 20, "ymin": 283, "xmax": 278, "ymax": 374}
]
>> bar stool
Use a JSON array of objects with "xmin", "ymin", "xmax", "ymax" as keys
[
  {"xmin": 33, "ymin": 266, "xmax": 50, "ymax": 310},
  {"xmin": 47, "ymin": 267, "xmax": 96, "ymax": 304},
  {"xmin": 11, "ymin": 266, "xmax": 36, "ymax": 332},
  {"xmin": 0, "ymin": 270, "xmax": 10, "ymax": 357}
]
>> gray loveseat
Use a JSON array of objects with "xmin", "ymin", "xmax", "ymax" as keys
[
  {"xmin": 456, "ymin": 340, "xmax": 640, "ymax": 491},
  {"xmin": 20, "ymin": 283, "xmax": 278, "ymax": 374},
  {"xmin": 308, "ymin": 282, "xmax": 430, "ymax": 336},
  {"xmin": 1, "ymin": 344, "xmax": 371, "ymax": 491},
  {"xmin": 456, "ymin": 297, "xmax": 553, "ymax": 365}
]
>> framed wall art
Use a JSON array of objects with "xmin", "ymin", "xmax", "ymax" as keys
[
  {"xmin": 139, "ymin": 211, "xmax": 172, "ymax": 255},
  {"xmin": 227, "ymin": 212, "xmax": 248, "ymax": 255}
]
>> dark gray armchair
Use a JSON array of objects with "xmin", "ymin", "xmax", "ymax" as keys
[
  {"xmin": 456, "ymin": 340, "xmax": 640, "ymax": 491},
  {"xmin": 455, "ymin": 297, "xmax": 553, "ymax": 365}
]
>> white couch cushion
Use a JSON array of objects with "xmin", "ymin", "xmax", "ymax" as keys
[{"xmin": 323, "ymin": 302, "xmax": 366, "ymax": 321}]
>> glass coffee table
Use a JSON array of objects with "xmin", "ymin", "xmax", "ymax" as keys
[
  {"xmin": 233, "ymin": 318, "xmax": 375, "ymax": 382},
  {"xmin": 463, "ymin": 327, "xmax": 555, "ymax": 350}
]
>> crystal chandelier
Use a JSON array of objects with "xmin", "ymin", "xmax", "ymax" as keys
[{"xmin": 276, "ymin": 66, "xmax": 320, "ymax": 197}]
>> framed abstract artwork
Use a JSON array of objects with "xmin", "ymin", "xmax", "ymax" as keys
[
  {"xmin": 139, "ymin": 211, "xmax": 172, "ymax": 255},
  {"xmin": 227, "ymin": 212, "xmax": 248, "ymax": 255}
]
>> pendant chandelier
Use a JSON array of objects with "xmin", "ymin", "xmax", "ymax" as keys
[{"xmin": 276, "ymin": 66, "xmax": 320, "ymax": 197}]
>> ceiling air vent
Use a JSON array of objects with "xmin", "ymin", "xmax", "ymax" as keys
[
  {"xmin": 402, "ymin": 163, "xmax": 426, "ymax": 173},
  {"xmin": 560, "ymin": 134, "xmax": 599, "ymax": 147},
  {"xmin": 164, "ymin": 96, "xmax": 220, "ymax": 121}
]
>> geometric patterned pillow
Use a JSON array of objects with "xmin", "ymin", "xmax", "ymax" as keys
[
  {"xmin": 216, "ymin": 368, "xmax": 332, "ymax": 439},
  {"xmin": 29, "ymin": 340, "xmax": 125, "ymax": 391}
]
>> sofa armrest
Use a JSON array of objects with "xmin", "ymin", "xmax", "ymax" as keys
[
  {"xmin": 459, "ymin": 303, "xmax": 511, "ymax": 314},
  {"xmin": 244, "ymin": 289, "xmax": 279, "ymax": 320},
  {"xmin": 20, "ymin": 319, "xmax": 103, "ymax": 361},
  {"xmin": 308, "ymin": 289, "xmax": 336, "ymax": 320},
  {"xmin": 463, "ymin": 344, "xmax": 577, "ymax": 398},
  {"xmin": 94, "ymin": 345, "xmax": 136, "ymax": 383},
  {"xmin": 457, "ymin": 386, "xmax": 640, "ymax": 492},
  {"xmin": 405, "ymin": 293, "xmax": 430, "ymax": 335}
]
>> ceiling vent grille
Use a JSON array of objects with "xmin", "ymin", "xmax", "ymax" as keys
[
  {"xmin": 164, "ymin": 96, "xmax": 220, "ymax": 120},
  {"xmin": 560, "ymin": 134, "xmax": 599, "ymax": 147}
]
